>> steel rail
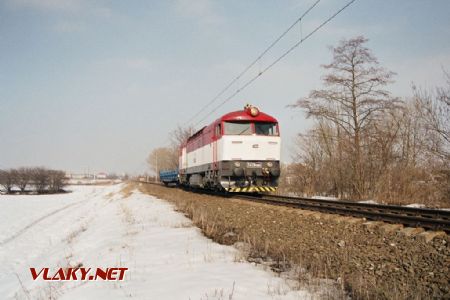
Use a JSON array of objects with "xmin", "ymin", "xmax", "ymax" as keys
[
  {"xmin": 136, "ymin": 181, "xmax": 450, "ymax": 233},
  {"xmin": 234, "ymin": 194, "xmax": 450, "ymax": 233},
  {"xmin": 260, "ymin": 194, "xmax": 450, "ymax": 220}
]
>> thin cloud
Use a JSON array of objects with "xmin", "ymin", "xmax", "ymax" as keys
[
  {"xmin": 174, "ymin": 0, "xmax": 224, "ymax": 25},
  {"xmin": 123, "ymin": 58, "xmax": 154, "ymax": 71},
  {"xmin": 6, "ymin": 0, "xmax": 82, "ymax": 12},
  {"xmin": 388, "ymin": 53, "xmax": 450, "ymax": 95},
  {"xmin": 6, "ymin": 0, "xmax": 113, "ymax": 18},
  {"xmin": 6, "ymin": 0, "xmax": 115, "ymax": 34},
  {"xmin": 54, "ymin": 20, "xmax": 85, "ymax": 33},
  {"xmin": 94, "ymin": 57, "xmax": 156, "ymax": 72}
]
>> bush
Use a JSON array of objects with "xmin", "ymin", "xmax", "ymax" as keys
[
  {"xmin": 0, "ymin": 169, "xmax": 14, "ymax": 193},
  {"xmin": 0, "ymin": 167, "xmax": 67, "ymax": 194}
]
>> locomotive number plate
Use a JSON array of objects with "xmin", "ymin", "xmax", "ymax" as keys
[{"xmin": 247, "ymin": 162, "xmax": 262, "ymax": 168}]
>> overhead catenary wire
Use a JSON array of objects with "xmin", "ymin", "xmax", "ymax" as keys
[
  {"xmin": 183, "ymin": 0, "xmax": 321, "ymax": 127},
  {"xmin": 192, "ymin": 0, "xmax": 357, "ymax": 129}
]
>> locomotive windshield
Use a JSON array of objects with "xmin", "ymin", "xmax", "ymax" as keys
[
  {"xmin": 224, "ymin": 121, "xmax": 252, "ymax": 135},
  {"xmin": 223, "ymin": 121, "xmax": 278, "ymax": 135},
  {"xmin": 255, "ymin": 122, "xmax": 278, "ymax": 136}
]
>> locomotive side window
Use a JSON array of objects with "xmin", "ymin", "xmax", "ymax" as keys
[
  {"xmin": 255, "ymin": 122, "xmax": 278, "ymax": 136},
  {"xmin": 224, "ymin": 121, "xmax": 252, "ymax": 135},
  {"xmin": 215, "ymin": 124, "xmax": 221, "ymax": 137}
]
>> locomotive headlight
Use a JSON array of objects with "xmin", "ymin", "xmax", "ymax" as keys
[
  {"xmin": 233, "ymin": 167, "xmax": 244, "ymax": 176},
  {"xmin": 267, "ymin": 162, "xmax": 273, "ymax": 167},
  {"xmin": 234, "ymin": 161, "xmax": 241, "ymax": 167},
  {"xmin": 250, "ymin": 106, "xmax": 259, "ymax": 117}
]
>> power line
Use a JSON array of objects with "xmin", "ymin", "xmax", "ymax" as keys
[
  {"xmin": 193, "ymin": 0, "xmax": 357, "ymax": 129},
  {"xmin": 183, "ymin": 0, "xmax": 321, "ymax": 127}
]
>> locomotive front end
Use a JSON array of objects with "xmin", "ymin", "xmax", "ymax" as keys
[
  {"xmin": 218, "ymin": 105, "xmax": 281, "ymax": 192},
  {"xmin": 178, "ymin": 104, "xmax": 281, "ymax": 193}
]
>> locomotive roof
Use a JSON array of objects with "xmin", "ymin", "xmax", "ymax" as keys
[
  {"xmin": 220, "ymin": 110, "xmax": 277, "ymax": 122},
  {"xmin": 185, "ymin": 108, "xmax": 277, "ymax": 143}
]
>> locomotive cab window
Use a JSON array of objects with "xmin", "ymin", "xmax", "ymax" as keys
[
  {"xmin": 255, "ymin": 122, "xmax": 278, "ymax": 136},
  {"xmin": 224, "ymin": 121, "xmax": 252, "ymax": 135},
  {"xmin": 215, "ymin": 124, "xmax": 221, "ymax": 137}
]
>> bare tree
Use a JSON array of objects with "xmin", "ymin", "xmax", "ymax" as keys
[
  {"xmin": 31, "ymin": 167, "xmax": 50, "ymax": 194},
  {"xmin": 10, "ymin": 168, "xmax": 20, "ymax": 190},
  {"xmin": 291, "ymin": 36, "xmax": 401, "ymax": 199},
  {"xmin": 147, "ymin": 126, "xmax": 194, "ymax": 176},
  {"xmin": 286, "ymin": 37, "xmax": 448, "ymax": 206},
  {"xmin": 0, "ymin": 169, "xmax": 15, "ymax": 194},
  {"xmin": 169, "ymin": 125, "xmax": 194, "ymax": 151},
  {"xmin": 16, "ymin": 167, "xmax": 32, "ymax": 192},
  {"xmin": 292, "ymin": 124, "xmax": 353, "ymax": 198},
  {"xmin": 147, "ymin": 147, "xmax": 178, "ymax": 175},
  {"xmin": 413, "ymin": 70, "xmax": 450, "ymax": 162},
  {"xmin": 0, "ymin": 167, "xmax": 67, "ymax": 194},
  {"xmin": 49, "ymin": 170, "xmax": 66, "ymax": 192},
  {"xmin": 168, "ymin": 125, "xmax": 194, "ymax": 168}
]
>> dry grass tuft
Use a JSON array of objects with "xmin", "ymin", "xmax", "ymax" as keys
[
  {"xmin": 138, "ymin": 183, "xmax": 450, "ymax": 300},
  {"xmin": 120, "ymin": 183, "xmax": 136, "ymax": 199}
]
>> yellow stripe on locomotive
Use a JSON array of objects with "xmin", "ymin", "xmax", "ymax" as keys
[{"xmin": 227, "ymin": 186, "xmax": 277, "ymax": 193}]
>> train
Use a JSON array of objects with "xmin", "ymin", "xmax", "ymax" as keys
[{"xmin": 169, "ymin": 104, "xmax": 281, "ymax": 193}]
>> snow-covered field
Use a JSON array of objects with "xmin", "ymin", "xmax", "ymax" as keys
[{"xmin": 0, "ymin": 184, "xmax": 313, "ymax": 299}]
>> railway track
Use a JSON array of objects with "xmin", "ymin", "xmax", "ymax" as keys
[
  {"xmin": 138, "ymin": 181, "xmax": 450, "ymax": 233},
  {"xmin": 235, "ymin": 193, "xmax": 450, "ymax": 233}
]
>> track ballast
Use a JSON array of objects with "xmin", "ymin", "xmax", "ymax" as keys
[{"xmin": 139, "ymin": 181, "xmax": 450, "ymax": 233}]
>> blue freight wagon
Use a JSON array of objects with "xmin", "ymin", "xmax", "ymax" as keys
[{"xmin": 159, "ymin": 170, "xmax": 179, "ymax": 186}]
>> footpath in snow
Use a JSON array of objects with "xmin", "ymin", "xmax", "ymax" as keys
[{"xmin": 0, "ymin": 184, "xmax": 314, "ymax": 299}]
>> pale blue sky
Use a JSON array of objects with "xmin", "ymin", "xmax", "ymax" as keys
[{"xmin": 1, "ymin": 0, "xmax": 449, "ymax": 174}]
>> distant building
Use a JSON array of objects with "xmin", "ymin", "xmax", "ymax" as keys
[
  {"xmin": 65, "ymin": 173, "xmax": 95, "ymax": 180},
  {"xmin": 65, "ymin": 172, "xmax": 122, "ymax": 185},
  {"xmin": 96, "ymin": 172, "xmax": 107, "ymax": 179}
]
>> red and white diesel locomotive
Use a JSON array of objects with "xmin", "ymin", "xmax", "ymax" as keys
[{"xmin": 179, "ymin": 105, "xmax": 281, "ymax": 192}]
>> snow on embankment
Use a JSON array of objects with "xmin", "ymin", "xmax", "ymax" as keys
[{"xmin": 0, "ymin": 184, "xmax": 312, "ymax": 299}]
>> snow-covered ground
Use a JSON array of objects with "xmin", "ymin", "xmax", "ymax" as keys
[
  {"xmin": 404, "ymin": 203, "xmax": 426, "ymax": 208},
  {"xmin": 358, "ymin": 200, "xmax": 378, "ymax": 204},
  {"xmin": 0, "ymin": 184, "xmax": 314, "ymax": 299},
  {"xmin": 311, "ymin": 196, "xmax": 338, "ymax": 201}
]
